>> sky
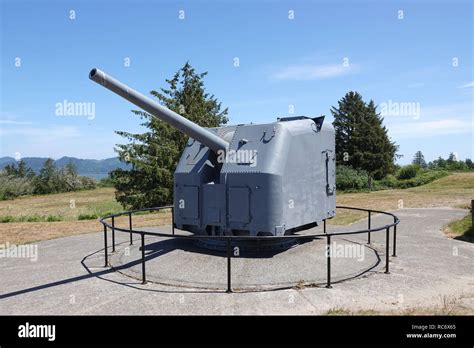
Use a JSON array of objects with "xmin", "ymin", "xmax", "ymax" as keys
[{"xmin": 0, "ymin": 0, "xmax": 473, "ymax": 164}]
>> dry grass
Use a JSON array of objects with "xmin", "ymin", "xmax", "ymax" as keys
[
  {"xmin": 0, "ymin": 188, "xmax": 172, "ymax": 244},
  {"xmin": 0, "ymin": 188, "xmax": 121, "ymax": 221},
  {"xmin": 331, "ymin": 172, "xmax": 474, "ymax": 225},
  {"xmin": 1, "ymin": 172, "xmax": 473, "ymax": 244},
  {"xmin": 0, "ymin": 211, "xmax": 172, "ymax": 245},
  {"xmin": 325, "ymin": 294, "xmax": 473, "ymax": 315},
  {"xmin": 443, "ymin": 213, "xmax": 474, "ymax": 242}
]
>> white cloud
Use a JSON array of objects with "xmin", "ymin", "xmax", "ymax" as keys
[
  {"xmin": 0, "ymin": 111, "xmax": 33, "ymax": 125},
  {"xmin": 272, "ymin": 63, "xmax": 357, "ymax": 81},
  {"xmin": 0, "ymin": 120, "xmax": 33, "ymax": 125},
  {"xmin": 458, "ymin": 81, "xmax": 474, "ymax": 88},
  {"xmin": 389, "ymin": 119, "xmax": 473, "ymax": 138}
]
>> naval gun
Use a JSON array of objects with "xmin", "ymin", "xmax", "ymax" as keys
[{"xmin": 89, "ymin": 68, "xmax": 336, "ymax": 237}]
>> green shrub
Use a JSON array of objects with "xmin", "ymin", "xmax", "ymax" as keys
[
  {"xmin": 24, "ymin": 214, "xmax": 43, "ymax": 222},
  {"xmin": 397, "ymin": 164, "xmax": 420, "ymax": 180},
  {"xmin": 336, "ymin": 165, "xmax": 369, "ymax": 191},
  {"xmin": 0, "ymin": 174, "xmax": 34, "ymax": 200},
  {"xmin": 396, "ymin": 170, "xmax": 448, "ymax": 188},
  {"xmin": 0, "ymin": 215, "xmax": 16, "ymax": 223},
  {"xmin": 78, "ymin": 213, "xmax": 99, "ymax": 220},
  {"xmin": 46, "ymin": 214, "xmax": 62, "ymax": 222},
  {"xmin": 98, "ymin": 176, "xmax": 115, "ymax": 187},
  {"xmin": 378, "ymin": 174, "xmax": 398, "ymax": 188},
  {"xmin": 0, "ymin": 214, "xmax": 63, "ymax": 223},
  {"xmin": 79, "ymin": 176, "xmax": 97, "ymax": 190}
]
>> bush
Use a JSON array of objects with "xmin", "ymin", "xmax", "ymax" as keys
[
  {"xmin": 0, "ymin": 215, "xmax": 16, "ymax": 223},
  {"xmin": 0, "ymin": 174, "xmax": 34, "ymax": 200},
  {"xmin": 79, "ymin": 176, "xmax": 97, "ymax": 190},
  {"xmin": 0, "ymin": 214, "xmax": 63, "ymax": 223},
  {"xmin": 336, "ymin": 165, "xmax": 369, "ymax": 191},
  {"xmin": 98, "ymin": 176, "xmax": 115, "ymax": 187},
  {"xmin": 78, "ymin": 213, "xmax": 99, "ymax": 220},
  {"xmin": 46, "ymin": 214, "xmax": 62, "ymax": 222},
  {"xmin": 396, "ymin": 170, "xmax": 448, "ymax": 188},
  {"xmin": 378, "ymin": 174, "xmax": 398, "ymax": 188},
  {"xmin": 0, "ymin": 166, "xmax": 97, "ymax": 200},
  {"xmin": 397, "ymin": 164, "xmax": 420, "ymax": 180}
]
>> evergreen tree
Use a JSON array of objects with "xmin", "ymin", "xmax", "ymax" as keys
[
  {"xmin": 3, "ymin": 160, "xmax": 35, "ymax": 178},
  {"xmin": 447, "ymin": 152, "xmax": 457, "ymax": 163},
  {"xmin": 3, "ymin": 163, "xmax": 18, "ymax": 177},
  {"xmin": 34, "ymin": 158, "xmax": 58, "ymax": 194},
  {"xmin": 331, "ymin": 92, "xmax": 398, "ymax": 182},
  {"xmin": 466, "ymin": 158, "xmax": 473, "ymax": 169},
  {"xmin": 65, "ymin": 162, "xmax": 78, "ymax": 177},
  {"xmin": 112, "ymin": 62, "xmax": 228, "ymax": 208},
  {"xmin": 412, "ymin": 150, "xmax": 427, "ymax": 168},
  {"xmin": 434, "ymin": 156, "xmax": 447, "ymax": 168}
]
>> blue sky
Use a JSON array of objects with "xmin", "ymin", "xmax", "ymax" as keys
[{"xmin": 1, "ymin": 0, "xmax": 472, "ymax": 164}]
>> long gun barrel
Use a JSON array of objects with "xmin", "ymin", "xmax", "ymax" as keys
[{"xmin": 89, "ymin": 68, "xmax": 229, "ymax": 153}]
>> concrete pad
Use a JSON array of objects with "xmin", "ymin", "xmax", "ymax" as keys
[
  {"xmin": 0, "ymin": 208, "xmax": 472, "ymax": 315},
  {"xmin": 109, "ymin": 234, "xmax": 379, "ymax": 290}
]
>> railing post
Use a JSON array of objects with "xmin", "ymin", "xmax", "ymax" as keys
[
  {"xmin": 367, "ymin": 211, "xmax": 371, "ymax": 244},
  {"xmin": 392, "ymin": 223, "xmax": 397, "ymax": 257},
  {"xmin": 323, "ymin": 219, "xmax": 327, "ymax": 234},
  {"xmin": 129, "ymin": 212, "xmax": 133, "ymax": 245},
  {"xmin": 112, "ymin": 216, "xmax": 116, "ymax": 252},
  {"xmin": 103, "ymin": 224, "xmax": 108, "ymax": 267},
  {"xmin": 326, "ymin": 234, "xmax": 332, "ymax": 288},
  {"xmin": 472, "ymin": 200, "xmax": 474, "ymax": 229},
  {"xmin": 385, "ymin": 227, "xmax": 390, "ymax": 274},
  {"xmin": 141, "ymin": 233, "xmax": 146, "ymax": 284},
  {"xmin": 226, "ymin": 238, "xmax": 232, "ymax": 293},
  {"xmin": 171, "ymin": 207, "xmax": 175, "ymax": 236}
]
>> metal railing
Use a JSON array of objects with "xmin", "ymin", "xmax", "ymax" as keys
[{"xmin": 99, "ymin": 206, "xmax": 399, "ymax": 292}]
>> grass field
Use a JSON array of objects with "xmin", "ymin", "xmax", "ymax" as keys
[
  {"xmin": 1, "ymin": 172, "xmax": 473, "ymax": 244},
  {"xmin": 325, "ymin": 293, "xmax": 473, "ymax": 315},
  {"xmin": 0, "ymin": 188, "xmax": 172, "ymax": 244},
  {"xmin": 444, "ymin": 212, "xmax": 473, "ymax": 242},
  {"xmin": 333, "ymin": 172, "xmax": 474, "ymax": 225}
]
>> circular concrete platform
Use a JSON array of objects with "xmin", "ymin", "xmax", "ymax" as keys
[{"xmin": 109, "ymin": 227, "xmax": 382, "ymax": 291}]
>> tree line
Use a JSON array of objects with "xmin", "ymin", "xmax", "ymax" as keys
[
  {"xmin": 3, "ymin": 63, "xmax": 470, "ymax": 204},
  {"xmin": 108, "ymin": 62, "xmax": 472, "ymax": 208},
  {"xmin": 0, "ymin": 159, "xmax": 96, "ymax": 200},
  {"xmin": 413, "ymin": 150, "xmax": 473, "ymax": 171}
]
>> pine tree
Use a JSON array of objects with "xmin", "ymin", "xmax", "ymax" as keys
[
  {"xmin": 112, "ymin": 62, "xmax": 228, "ymax": 209},
  {"xmin": 447, "ymin": 152, "xmax": 457, "ymax": 163},
  {"xmin": 331, "ymin": 91, "xmax": 366, "ymax": 165},
  {"xmin": 412, "ymin": 151, "xmax": 427, "ymax": 168},
  {"xmin": 34, "ymin": 158, "xmax": 58, "ymax": 194},
  {"xmin": 331, "ymin": 92, "xmax": 398, "ymax": 182},
  {"xmin": 3, "ymin": 160, "xmax": 34, "ymax": 178},
  {"xmin": 466, "ymin": 158, "xmax": 473, "ymax": 169}
]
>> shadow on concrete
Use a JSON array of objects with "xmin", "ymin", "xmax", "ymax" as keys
[{"xmin": 0, "ymin": 235, "xmax": 382, "ymax": 299}]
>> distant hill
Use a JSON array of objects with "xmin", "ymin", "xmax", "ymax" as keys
[{"xmin": 0, "ymin": 156, "xmax": 131, "ymax": 178}]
